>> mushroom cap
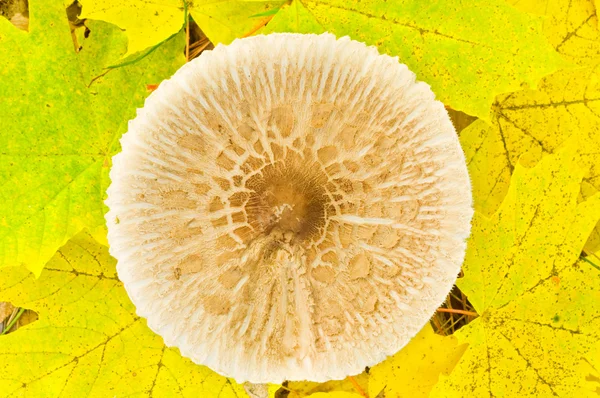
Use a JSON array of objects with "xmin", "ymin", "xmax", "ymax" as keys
[{"xmin": 105, "ymin": 33, "xmax": 473, "ymax": 384}]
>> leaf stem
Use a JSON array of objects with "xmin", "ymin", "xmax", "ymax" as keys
[
  {"xmin": 1, "ymin": 307, "xmax": 25, "ymax": 336},
  {"xmin": 104, "ymin": 31, "xmax": 180, "ymax": 70},
  {"xmin": 581, "ymin": 256, "xmax": 600, "ymax": 272},
  {"xmin": 431, "ymin": 314, "xmax": 446, "ymax": 336},
  {"xmin": 446, "ymin": 296, "xmax": 456, "ymax": 334},
  {"xmin": 436, "ymin": 308, "xmax": 478, "ymax": 317},
  {"xmin": 184, "ymin": 0, "xmax": 190, "ymax": 61},
  {"xmin": 241, "ymin": 15, "xmax": 276, "ymax": 38},
  {"xmin": 445, "ymin": 314, "xmax": 467, "ymax": 332},
  {"xmin": 347, "ymin": 375, "xmax": 368, "ymax": 398}
]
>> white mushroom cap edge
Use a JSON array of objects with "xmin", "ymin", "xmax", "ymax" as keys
[{"xmin": 105, "ymin": 32, "xmax": 473, "ymax": 384}]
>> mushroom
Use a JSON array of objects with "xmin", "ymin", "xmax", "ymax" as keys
[{"xmin": 105, "ymin": 33, "xmax": 473, "ymax": 383}]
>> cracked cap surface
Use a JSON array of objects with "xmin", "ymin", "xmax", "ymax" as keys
[{"xmin": 105, "ymin": 33, "xmax": 473, "ymax": 383}]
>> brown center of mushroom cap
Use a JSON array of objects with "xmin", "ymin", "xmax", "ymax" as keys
[{"xmin": 245, "ymin": 162, "xmax": 329, "ymax": 243}]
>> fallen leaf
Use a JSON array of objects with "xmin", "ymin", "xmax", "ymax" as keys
[
  {"xmin": 431, "ymin": 146, "xmax": 600, "ymax": 397},
  {"xmin": 280, "ymin": 324, "xmax": 466, "ymax": 398},
  {"xmin": 306, "ymin": 393, "xmax": 364, "ymax": 398},
  {"xmin": 0, "ymin": 231, "xmax": 247, "ymax": 397},
  {"xmin": 460, "ymin": 64, "xmax": 600, "ymax": 252},
  {"xmin": 78, "ymin": 0, "xmax": 286, "ymax": 56},
  {"xmin": 283, "ymin": 373, "xmax": 369, "ymax": 398},
  {"xmin": 0, "ymin": 0, "xmax": 185, "ymax": 275},
  {"xmin": 262, "ymin": 0, "xmax": 566, "ymax": 120},
  {"xmin": 509, "ymin": 0, "xmax": 600, "ymax": 67},
  {"xmin": 461, "ymin": 0, "xmax": 600, "ymax": 252},
  {"xmin": 368, "ymin": 324, "xmax": 467, "ymax": 398},
  {"xmin": 262, "ymin": 0, "xmax": 325, "ymax": 34}
]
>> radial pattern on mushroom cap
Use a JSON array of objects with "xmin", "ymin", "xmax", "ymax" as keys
[{"xmin": 105, "ymin": 33, "xmax": 473, "ymax": 383}]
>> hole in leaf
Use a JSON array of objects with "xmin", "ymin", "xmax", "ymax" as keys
[
  {"xmin": 184, "ymin": 19, "xmax": 214, "ymax": 61},
  {"xmin": 431, "ymin": 283, "xmax": 478, "ymax": 336},
  {"xmin": 0, "ymin": 302, "xmax": 38, "ymax": 335},
  {"xmin": 0, "ymin": 0, "xmax": 29, "ymax": 31},
  {"xmin": 66, "ymin": 0, "xmax": 82, "ymax": 25},
  {"xmin": 274, "ymin": 381, "xmax": 290, "ymax": 398},
  {"xmin": 447, "ymin": 107, "xmax": 477, "ymax": 134},
  {"xmin": 66, "ymin": 1, "xmax": 88, "ymax": 52}
]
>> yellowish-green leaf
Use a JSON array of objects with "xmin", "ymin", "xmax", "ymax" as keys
[
  {"xmin": 0, "ymin": 0, "xmax": 185, "ymax": 275},
  {"xmin": 263, "ymin": 0, "xmax": 325, "ymax": 34},
  {"xmin": 77, "ymin": 0, "xmax": 182, "ymax": 57},
  {"xmin": 368, "ymin": 324, "xmax": 467, "ymax": 398},
  {"xmin": 0, "ymin": 231, "xmax": 247, "ymax": 397},
  {"xmin": 509, "ymin": 0, "xmax": 600, "ymax": 67},
  {"xmin": 78, "ymin": 0, "xmax": 286, "ymax": 56},
  {"xmin": 262, "ymin": 0, "xmax": 566, "ymax": 120},
  {"xmin": 431, "ymin": 147, "xmax": 600, "ymax": 397},
  {"xmin": 190, "ymin": 1, "xmax": 286, "ymax": 47}
]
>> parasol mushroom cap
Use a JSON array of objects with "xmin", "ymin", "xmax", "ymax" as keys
[{"xmin": 105, "ymin": 33, "xmax": 473, "ymax": 384}]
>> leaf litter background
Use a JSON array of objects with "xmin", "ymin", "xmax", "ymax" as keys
[{"xmin": 0, "ymin": 0, "xmax": 599, "ymax": 397}]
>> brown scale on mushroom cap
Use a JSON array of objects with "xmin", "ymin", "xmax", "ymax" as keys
[{"xmin": 106, "ymin": 33, "xmax": 473, "ymax": 383}]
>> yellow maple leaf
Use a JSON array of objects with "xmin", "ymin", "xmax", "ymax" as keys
[
  {"xmin": 0, "ymin": 231, "xmax": 247, "ymax": 397},
  {"xmin": 368, "ymin": 324, "xmax": 467, "ymax": 398},
  {"xmin": 283, "ymin": 373, "xmax": 368, "ymax": 397},
  {"xmin": 461, "ymin": 0, "xmax": 600, "ymax": 251},
  {"xmin": 431, "ymin": 146, "xmax": 600, "ymax": 397},
  {"xmin": 509, "ymin": 0, "xmax": 600, "ymax": 67},
  {"xmin": 277, "ymin": 324, "xmax": 465, "ymax": 398},
  {"xmin": 460, "ymin": 64, "xmax": 600, "ymax": 251},
  {"xmin": 78, "ymin": 0, "xmax": 286, "ymax": 56},
  {"xmin": 261, "ymin": 0, "xmax": 566, "ymax": 120}
]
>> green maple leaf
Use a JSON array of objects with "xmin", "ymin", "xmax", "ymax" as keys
[
  {"xmin": 78, "ymin": 0, "xmax": 566, "ymax": 119},
  {"xmin": 262, "ymin": 0, "xmax": 566, "ymax": 119},
  {"xmin": 460, "ymin": 0, "xmax": 600, "ymax": 252},
  {"xmin": 430, "ymin": 146, "xmax": 600, "ymax": 397},
  {"xmin": 78, "ymin": 0, "xmax": 287, "ymax": 56},
  {"xmin": 0, "ymin": 0, "xmax": 185, "ymax": 275},
  {"xmin": 0, "ymin": 231, "xmax": 248, "ymax": 397}
]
